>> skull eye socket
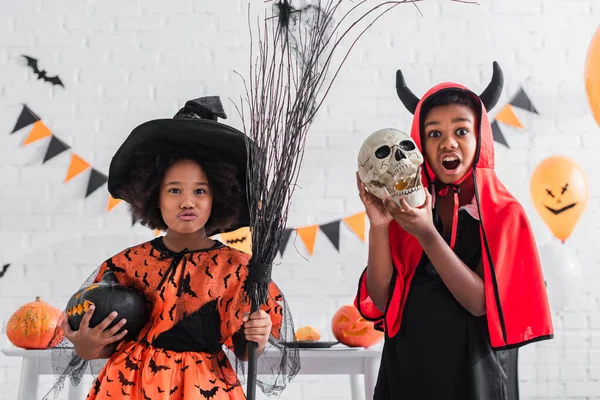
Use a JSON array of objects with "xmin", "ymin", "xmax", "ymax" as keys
[
  {"xmin": 399, "ymin": 140, "xmax": 415, "ymax": 152},
  {"xmin": 375, "ymin": 146, "xmax": 391, "ymax": 159}
]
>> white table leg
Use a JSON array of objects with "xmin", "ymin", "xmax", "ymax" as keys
[
  {"xmin": 68, "ymin": 380, "xmax": 86, "ymax": 400},
  {"xmin": 363, "ymin": 357, "xmax": 380, "ymax": 400},
  {"xmin": 349, "ymin": 374, "xmax": 362, "ymax": 400},
  {"xmin": 18, "ymin": 357, "xmax": 40, "ymax": 400}
]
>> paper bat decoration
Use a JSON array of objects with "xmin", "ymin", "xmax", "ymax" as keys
[{"xmin": 21, "ymin": 55, "xmax": 65, "ymax": 88}]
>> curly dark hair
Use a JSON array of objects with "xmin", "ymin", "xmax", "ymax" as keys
[{"xmin": 119, "ymin": 141, "xmax": 244, "ymax": 234}]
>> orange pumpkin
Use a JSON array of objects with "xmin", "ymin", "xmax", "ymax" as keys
[
  {"xmin": 331, "ymin": 304, "xmax": 383, "ymax": 348},
  {"xmin": 295, "ymin": 326, "xmax": 321, "ymax": 341},
  {"xmin": 6, "ymin": 297, "xmax": 64, "ymax": 349}
]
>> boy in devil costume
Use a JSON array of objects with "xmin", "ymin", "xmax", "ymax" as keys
[{"xmin": 354, "ymin": 62, "xmax": 553, "ymax": 399}]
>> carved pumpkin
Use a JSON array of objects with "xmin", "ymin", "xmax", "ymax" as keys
[
  {"xmin": 6, "ymin": 297, "xmax": 64, "ymax": 349},
  {"xmin": 65, "ymin": 271, "xmax": 148, "ymax": 341},
  {"xmin": 331, "ymin": 304, "xmax": 383, "ymax": 348}
]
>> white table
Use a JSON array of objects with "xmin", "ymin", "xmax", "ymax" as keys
[{"xmin": 2, "ymin": 346, "xmax": 382, "ymax": 400}]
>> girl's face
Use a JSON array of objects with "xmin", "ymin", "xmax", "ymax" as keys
[
  {"xmin": 159, "ymin": 159, "xmax": 213, "ymax": 235},
  {"xmin": 422, "ymin": 103, "xmax": 478, "ymax": 184}
]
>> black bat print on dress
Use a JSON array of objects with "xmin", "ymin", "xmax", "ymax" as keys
[
  {"xmin": 149, "ymin": 358, "xmax": 170, "ymax": 374},
  {"xmin": 106, "ymin": 375, "xmax": 113, "ymax": 382},
  {"xmin": 124, "ymin": 249, "xmax": 132, "ymax": 261},
  {"xmin": 92, "ymin": 379, "xmax": 100, "ymax": 395},
  {"xmin": 223, "ymin": 386, "xmax": 236, "ymax": 392},
  {"xmin": 227, "ymin": 257, "xmax": 232, "ymax": 265},
  {"xmin": 225, "ymin": 298, "xmax": 233, "ymax": 313},
  {"xmin": 157, "ymin": 387, "xmax": 165, "ymax": 393},
  {"xmin": 118, "ymin": 370, "xmax": 135, "ymax": 386},
  {"xmin": 142, "ymin": 272, "xmax": 150, "ymax": 287},
  {"xmin": 196, "ymin": 385, "xmax": 219, "ymax": 399},
  {"xmin": 159, "ymin": 286, "xmax": 166, "ymax": 302},
  {"xmin": 223, "ymin": 273, "xmax": 231, "ymax": 289},
  {"xmin": 211, "ymin": 254, "xmax": 218, "ymax": 265},
  {"xmin": 121, "ymin": 387, "xmax": 130, "ymax": 396},
  {"xmin": 106, "ymin": 390, "xmax": 111, "ymax": 397},
  {"xmin": 168, "ymin": 304, "xmax": 176, "ymax": 321},
  {"xmin": 125, "ymin": 355, "xmax": 139, "ymax": 371},
  {"xmin": 205, "ymin": 266, "xmax": 213, "ymax": 279},
  {"xmin": 170, "ymin": 386, "xmax": 178, "ymax": 394},
  {"xmin": 179, "ymin": 272, "xmax": 197, "ymax": 297},
  {"xmin": 106, "ymin": 258, "xmax": 126, "ymax": 273},
  {"xmin": 235, "ymin": 264, "xmax": 242, "ymax": 281},
  {"xmin": 134, "ymin": 271, "xmax": 140, "ymax": 278},
  {"xmin": 142, "ymin": 388, "xmax": 151, "ymax": 400}
]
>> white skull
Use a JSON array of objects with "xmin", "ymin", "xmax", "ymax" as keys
[{"xmin": 357, "ymin": 128, "xmax": 425, "ymax": 208}]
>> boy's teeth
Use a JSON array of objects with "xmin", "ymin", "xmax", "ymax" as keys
[{"xmin": 442, "ymin": 156, "xmax": 458, "ymax": 161}]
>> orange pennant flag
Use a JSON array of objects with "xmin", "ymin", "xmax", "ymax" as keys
[
  {"xmin": 22, "ymin": 121, "xmax": 52, "ymax": 146},
  {"xmin": 343, "ymin": 212, "xmax": 366, "ymax": 242},
  {"xmin": 495, "ymin": 105, "xmax": 523, "ymax": 128},
  {"xmin": 65, "ymin": 154, "xmax": 90, "ymax": 182},
  {"xmin": 297, "ymin": 225, "xmax": 319, "ymax": 256},
  {"xmin": 106, "ymin": 195, "xmax": 122, "ymax": 212},
  {"xmin": 154, "ymin": 229, "xmax": 162, "ymax": 237}
]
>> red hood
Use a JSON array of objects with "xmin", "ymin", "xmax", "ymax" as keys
[{"xmin": 409, "ymin": 82, "xmax": 495, "ymax": 187}]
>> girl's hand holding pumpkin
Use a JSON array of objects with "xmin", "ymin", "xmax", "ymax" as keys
[{"xmin": 59, "ymin": 305, "xmax": 128, "ymax": 360}]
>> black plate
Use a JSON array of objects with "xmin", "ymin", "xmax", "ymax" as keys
[{"xmin": 280, "ymin": 341, "xmax": 340, "ymax": 349}]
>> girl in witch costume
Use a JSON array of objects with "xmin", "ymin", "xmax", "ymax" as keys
[
  {"xmin": 48, "ymin": 96, "xmax": 299, "ymax": 400},
  {"xmin": 354, "ymin": 63, "xmax": 553, "ymax": 400}
]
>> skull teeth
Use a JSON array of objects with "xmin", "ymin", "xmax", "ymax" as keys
[{"xmin": 395, "ymin": 185, "xmax": 423, "ymax": 195}]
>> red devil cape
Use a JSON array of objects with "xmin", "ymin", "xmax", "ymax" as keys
[{"xmin": 355, "ymin": 82, "xmax": 554, "ymax": 349}]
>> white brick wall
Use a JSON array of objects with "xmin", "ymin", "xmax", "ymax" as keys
[{"xmin": 1, "ymin": 0, "xmax": 599, "ymax": 399}]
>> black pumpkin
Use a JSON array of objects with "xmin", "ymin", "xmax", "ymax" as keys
[{"xmin": 65, "ymin": 271, "xmax": 148, "ymax": 341}]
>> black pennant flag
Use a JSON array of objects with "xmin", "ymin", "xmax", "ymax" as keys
[
  {"xmin": 86, "ymin": 169, "xmax": 108, "ymax": 197},
  {"xmin": 278, "ymin": 228, "xmax": 294, "ymax": 257},
  {"xmin": 491, "ymin": 120, "xmax": 510, "ymax": 148},
  {"xmin": 0, "ymin": 263, "xmax": 10, "ymax": 279},
  {"xmin": 11, "ymin": 105, "xmax": 40, "ymax": 134},
  {"xmin": 510, "ymin": 88, "xmax": 538, "ymax": 114},
  {"xmin": 320, "ymin": 221, "xmax": 341, "ymax": 251},
  {"xmin": 43, "ymin": 136, "xmax": 70, "ymax": 163}
]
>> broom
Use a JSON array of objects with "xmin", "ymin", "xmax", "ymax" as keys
[{"xmin": 236, "ymin": 1, "xmax": 433, "ymax": 398}]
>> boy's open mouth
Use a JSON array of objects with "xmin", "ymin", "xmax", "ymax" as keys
[{"xmin": 441, "ymin": 156, "xmax": 460, "ymax": 171}]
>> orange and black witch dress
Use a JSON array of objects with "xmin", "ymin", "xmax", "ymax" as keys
[{"xmin": 84, "ymin": 237, "xmax": 284, "ymax": 400}]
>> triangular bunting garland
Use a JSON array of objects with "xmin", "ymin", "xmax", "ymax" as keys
[
  {"xmin": 343, "ymin": 212, "xmax": 366, "ymax": 242},
  {"xmin": 297, "ymin": 225, "xmax": 319, "ymax": 256},
  {"xmin": 65, "ymin": 154, "xmax": 90, "ymax": 182},
  {"xmin": 495, "ymin": 105, "xmax": 523, "ymax": 128},
  {"xmin": 0, "ymin": 263, "xmax": 10, "ymax": 279},
  {"xmin": 491, "ymin": 120, "xmax": 510, "ymax": 148},
  {"xmin": 86, "ymin": 169, "xmax": 108, "ymax": 197},
  {"xmin": 279, "ymin": 228, "xmax": 293, "ymax": 256},
  {"xmin": 11, "ymin": 105, "xmax": 40, "ymax": 134},
  {"xmin": 510, "ymin": 88, "xmax": 538, "ymax": 114},
  {"xmin": 106, "ymin": 195, "xmax": 122, "ymax": 212},
  {"xmin": 43, "ymin": 136, "xmax": 70, "ymax": 163},
  {"xmin": 22, "ymin": 121, "xmax": 52, "ymax": 146},
  {"xmin": 320, "ymin": 221, "xmax": 341, "ymax": 250}
]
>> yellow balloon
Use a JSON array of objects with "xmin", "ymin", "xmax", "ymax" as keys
[
  {"xmin": 530, "ymin": 156, "xmax": 589, "ymax": 242},
  {"xmin": 585, "ymin": 26, "xmax": 600, "ymax": 128},
  {"xmin": 217, "ymin": 227, "xmax": 252, "ymax": 254}
]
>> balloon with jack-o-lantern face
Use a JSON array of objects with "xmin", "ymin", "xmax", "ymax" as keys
[
  {"xmin": 530, "ymin": 155, "xmax": 589, "ymax": 242},
  {"xmin": 331, "ymin": 304, "xmax": 383, "ymax": 348}
]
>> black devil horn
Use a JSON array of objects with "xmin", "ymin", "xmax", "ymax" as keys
[
  {"xmin": 396, "ymin": 69, "xmax": 419, "ymax": 114},
  {"xmin": 479, "ymin": 61, "xmax": 504, "ymax": 111}
]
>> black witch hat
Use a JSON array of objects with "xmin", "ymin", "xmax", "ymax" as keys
[{"xmin": 107, "ymin": 96, "xmax": 250, "ymax": 235}]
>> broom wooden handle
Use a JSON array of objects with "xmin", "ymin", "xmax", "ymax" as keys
[{"xmin": 246, "ymin": 299, "xmax": 260, "ymax": 400}]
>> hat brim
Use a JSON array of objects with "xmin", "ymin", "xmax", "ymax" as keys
[{"xmin": 108, "ymin": 118, "xmax": 250, "ymax": 235}]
